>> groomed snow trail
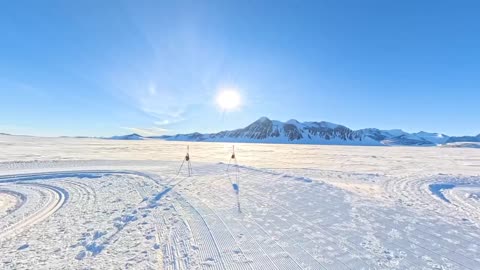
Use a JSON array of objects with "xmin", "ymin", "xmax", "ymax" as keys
[
  {"xmin": 0, "ymin": 138, "xmax": 479, "ymax": 269},
  {"xmin": 0, "ymin": 183, "xmax": 67, "ymax": 240}
]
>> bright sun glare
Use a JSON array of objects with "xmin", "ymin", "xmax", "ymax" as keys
[{"xmin": 216, "ymin": 89, "xmax": 241, "ymax": 111}]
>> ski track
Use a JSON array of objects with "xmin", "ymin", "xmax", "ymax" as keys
[
  {"xmin": 0, "ymin": 158, "xmax": 479, "ymax": 269},
  {"xmin": 0, "ymin": 182, "xmax": 67, "ymax": 241}
]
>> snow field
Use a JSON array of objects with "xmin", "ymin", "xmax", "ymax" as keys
[{"xmin": 0, "ymin": 136, "xmax": 479, "ymax": 269}]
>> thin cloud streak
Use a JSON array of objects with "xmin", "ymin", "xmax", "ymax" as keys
[{"xmin": 121, "ymin": 126, "xmax": 169, "ymax": 136}]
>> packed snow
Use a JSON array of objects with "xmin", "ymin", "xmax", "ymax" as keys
[{"xmin": 0, "ymin": 134, "xmax": 479, "ymax": 269}]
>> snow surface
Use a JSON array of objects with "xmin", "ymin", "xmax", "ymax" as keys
[
  {"xmin": 1, "ymin": 134, "xmax": 480, "ymax": 269},
  {"xmin": 443, "ymin": 142, "xmax": 480, "ymax": 149}
]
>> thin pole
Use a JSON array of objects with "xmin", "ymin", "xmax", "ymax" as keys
[
  {"xmin": 227, "ymin": 145, "xmax": 241, "ymax": 213},
  {"xmin": 187, "ymin": 146, "xmax": 192, "ymax": 176}
]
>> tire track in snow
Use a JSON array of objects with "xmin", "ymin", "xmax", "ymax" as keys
[
  {"xmin": 175, "ymin": 169, "xmax": 283, "ymax": 269},
  {"xmin": 383, "ymin": 175, "xmax": 480, "ymax": 242},
  {"xmin": 0, "ymin": 183, "xmax": 67, "ymax": 241},
  {"xmin": 190, "ymin": 170, "xmax": 328, "ymax": 270},
  {"xmin": 351, "ymin": 204, "xmax": 480, "ymax": 269},
  {"xmin": 243, "ymin": 187, "xmax": 370, "ymax": 269},
  {"xmin": 227, "ymin": 167, "xmax": 372, "ymax": 269},
  {"xmin": 181, "ymin": 194, "xmax": 255, "ymax": 270},
  {"xmin": 177, "ymin": 196, "xmax": 228, "ymax": 270},
  {"xmin": 185, "ymin": 166, "xmax": 328, "ymax": 270}
]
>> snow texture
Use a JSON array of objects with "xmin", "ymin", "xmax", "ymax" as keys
[{"xmin": 0, "ymin": 134, "xmax": 480, "ymax": 269}]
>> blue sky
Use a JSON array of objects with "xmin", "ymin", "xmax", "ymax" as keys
[{"xmin": 1, "ymin": 0, "xmax": 479, "ymax": 137}]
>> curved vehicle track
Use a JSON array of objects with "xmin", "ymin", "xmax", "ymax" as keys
[
  {"xmin": 1, "ymin": 164, "xmax": 479, "ymax": 269},
  {"xmin": 0, "ymin": 183, "xmax": 67, "ymax": 241}
]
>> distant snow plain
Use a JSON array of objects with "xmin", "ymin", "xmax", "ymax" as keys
[{"xmin": 0, "ymin": 135, "xmax": 479, "ymax": 269}]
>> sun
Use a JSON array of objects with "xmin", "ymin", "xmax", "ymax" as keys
[{"xmin": 216, "ymin": 89, "xmax": 241, "ymax": 111}]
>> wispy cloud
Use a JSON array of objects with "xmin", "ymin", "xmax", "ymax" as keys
[
  {"xmin": 94, "ymin": 16, "xmax": 230, "ymax": 135},
  {"xmin": 121, "ymin": 126, "xmax": 169, "ymax": 136},
  {"xmin": 154, "ymin": 119, "xmax": 171, "ymax": 126}
]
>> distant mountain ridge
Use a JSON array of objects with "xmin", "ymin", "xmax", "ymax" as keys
[
  {"xmin": 109, "ymin": 133, "xmax": 144, "ymax": 140},
  {"xmin": 157, "ymin": 117, "xmax": 472, "ymax": 146},
  {"xmin": 445, "ymin": 134, "xmax": 480, "ymax": 144},
  {"xmin": 109, "ymin": 117, "xmax": 479, "ymax": 147}
]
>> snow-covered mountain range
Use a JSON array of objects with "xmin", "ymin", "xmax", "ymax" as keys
[
  {"xmin": 109, "ymin": 117, "xmax": 480, "ymax": 147},
  {"xmin": 109, "ymin": 133, "xmax": 144, "ymax": 140}
]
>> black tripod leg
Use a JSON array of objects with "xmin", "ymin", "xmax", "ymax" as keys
[
  {"xmin": 227, "ymin": 158, "xmax": 232, "ymax": 173},
  {"xmin": 236, "ymin": 194, "xmax": 241, "ymax": 213}
]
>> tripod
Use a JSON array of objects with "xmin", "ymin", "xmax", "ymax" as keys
[{"xmin": 177, "ymin": 146, "xmax": 192, "ymax": 177}]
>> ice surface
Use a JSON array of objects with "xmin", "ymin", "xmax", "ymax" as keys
[{"xmin": 0, "ymin": 135, "xmax": 479, "ymax": 269}]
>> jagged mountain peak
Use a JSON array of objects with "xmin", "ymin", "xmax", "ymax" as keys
[
  {"xmin": 256, "ymin": 116, "xmax": 271, "ymax": 122},
  {"xmin": 285, "ymin": 119, "xmax": 300, "ymax": 124},
  {"xmin": 110, "ymin": 117, "xmax": 477, "ymax": 147},
  {"xmin": 162, "ymin": 118, "xmax": 377, "ymax": 145},
  {"xmin": 312, "ymin": 121, "xmax": 341, "ymax": 129}
]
